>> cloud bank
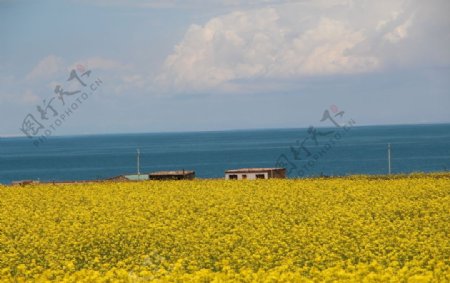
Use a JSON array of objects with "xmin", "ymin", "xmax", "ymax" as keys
[{"xmin": 157, "ymin": 0, "xmax": 450, "ymax": 92}]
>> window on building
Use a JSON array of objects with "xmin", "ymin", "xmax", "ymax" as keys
[
  {"xmin": 242, "ymin": 174, "xmax": 247, "ymax": 179},
  {"xmin": 256, "ymin": 174, "xmax": 265, "ymax": 179},
  {"xmin": 229, "ymin": 174, "xmax": 238, "ymax": 180}
]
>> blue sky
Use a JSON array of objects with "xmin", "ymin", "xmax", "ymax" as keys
[{"xmin": 1, "ymin": 0, "xmax": 449, "ymax": 137}]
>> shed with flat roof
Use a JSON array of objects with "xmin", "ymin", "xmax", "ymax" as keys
[{"xmin": 149, "ymin": 170, "xmax": 195, "ymax": 180}]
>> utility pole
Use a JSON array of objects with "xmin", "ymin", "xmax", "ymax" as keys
[
  {"xmin": 388, "ymin": 143, "xmax": 391, "ymax": 175},
  {"xmin": 137, "ymin": 148, "xmax": 141, "ymax": 177}
]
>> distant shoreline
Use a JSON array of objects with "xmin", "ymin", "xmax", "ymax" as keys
[
  {"xmin": 2, "ymin": 122, "xmax": 450, "ymax": 140},
  {"xmin": 4, "ymin": 172, "xmax": 450, "ymax": 187}
]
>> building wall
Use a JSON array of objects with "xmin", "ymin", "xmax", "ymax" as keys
[
  {"xmin": 225, "ymin": 172, "xmax": 268, "ymax": 180},
  {"xmin": 225, "ymin": 169, "xmax": 286, "ymax": 180}
]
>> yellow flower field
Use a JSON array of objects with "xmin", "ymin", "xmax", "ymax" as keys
[{"xmin": 0, "ymin": 174, "xmax": 449, "ymax": 282}]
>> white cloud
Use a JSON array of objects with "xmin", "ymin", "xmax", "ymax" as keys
[
  {"xmin": 26, "ymin": 55, "xmax": 64, "ymax": 81},
  {"xmin": 157, "ymin": 0, "xmax": 449, "ymax": 92},
  {"xmin": 157, "ymin": 3, "xmax": 383, "ymax": 91},
  {"xmin": 27, "ymin": 55, "xmax": 126, "ymax": 83},
  {"xmin": 376, "ymin": 11, "xmax": 401, "ymax": 31},
  {"xmin": 383, "ymin": 15, "xmax": 414, "ymax": 43},
  {"xmin": 272, "ymin": 18, "xmax": 379, "ymax": 76},
  {"xmin": 82, "ymin": 0, "xmax": 320, "ymax": 9},
  {"xmin": 10, "ymin": 55, "xmax": 135, "ymax": 106}
]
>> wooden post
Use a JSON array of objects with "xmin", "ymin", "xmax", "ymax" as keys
[
  {"xmin": 388, "ymin": 143, "xmax": 391, "ymax": 175},
  {"xmin": 137, "ymin": 149, "xmax": 141, "ymax": 177}
]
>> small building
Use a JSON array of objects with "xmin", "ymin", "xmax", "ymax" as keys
[
  {"xmin": 149, "ymin": 170, "xmax": 195, "ymax": 180},
  {"xmin": 225, "ymin": 168, "xmax": 286, "ymax": 180}
]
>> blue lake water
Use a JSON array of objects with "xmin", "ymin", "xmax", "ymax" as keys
[{"xmin": 0, "ymin": 124, "xmax": 449, "ymax": 184}]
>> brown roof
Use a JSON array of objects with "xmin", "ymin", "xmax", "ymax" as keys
[
  {"xmin": 149, "ymin": 170, "xmax": 195, "ymax": 176},
  {"xmin": 225, "ymin": 168, "xmax": 285, "ymax": 173}
]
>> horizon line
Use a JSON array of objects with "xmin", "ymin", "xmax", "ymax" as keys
[{"xmin": 1, "ymin": 121, "xmax": 450, "ymax": 139}]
